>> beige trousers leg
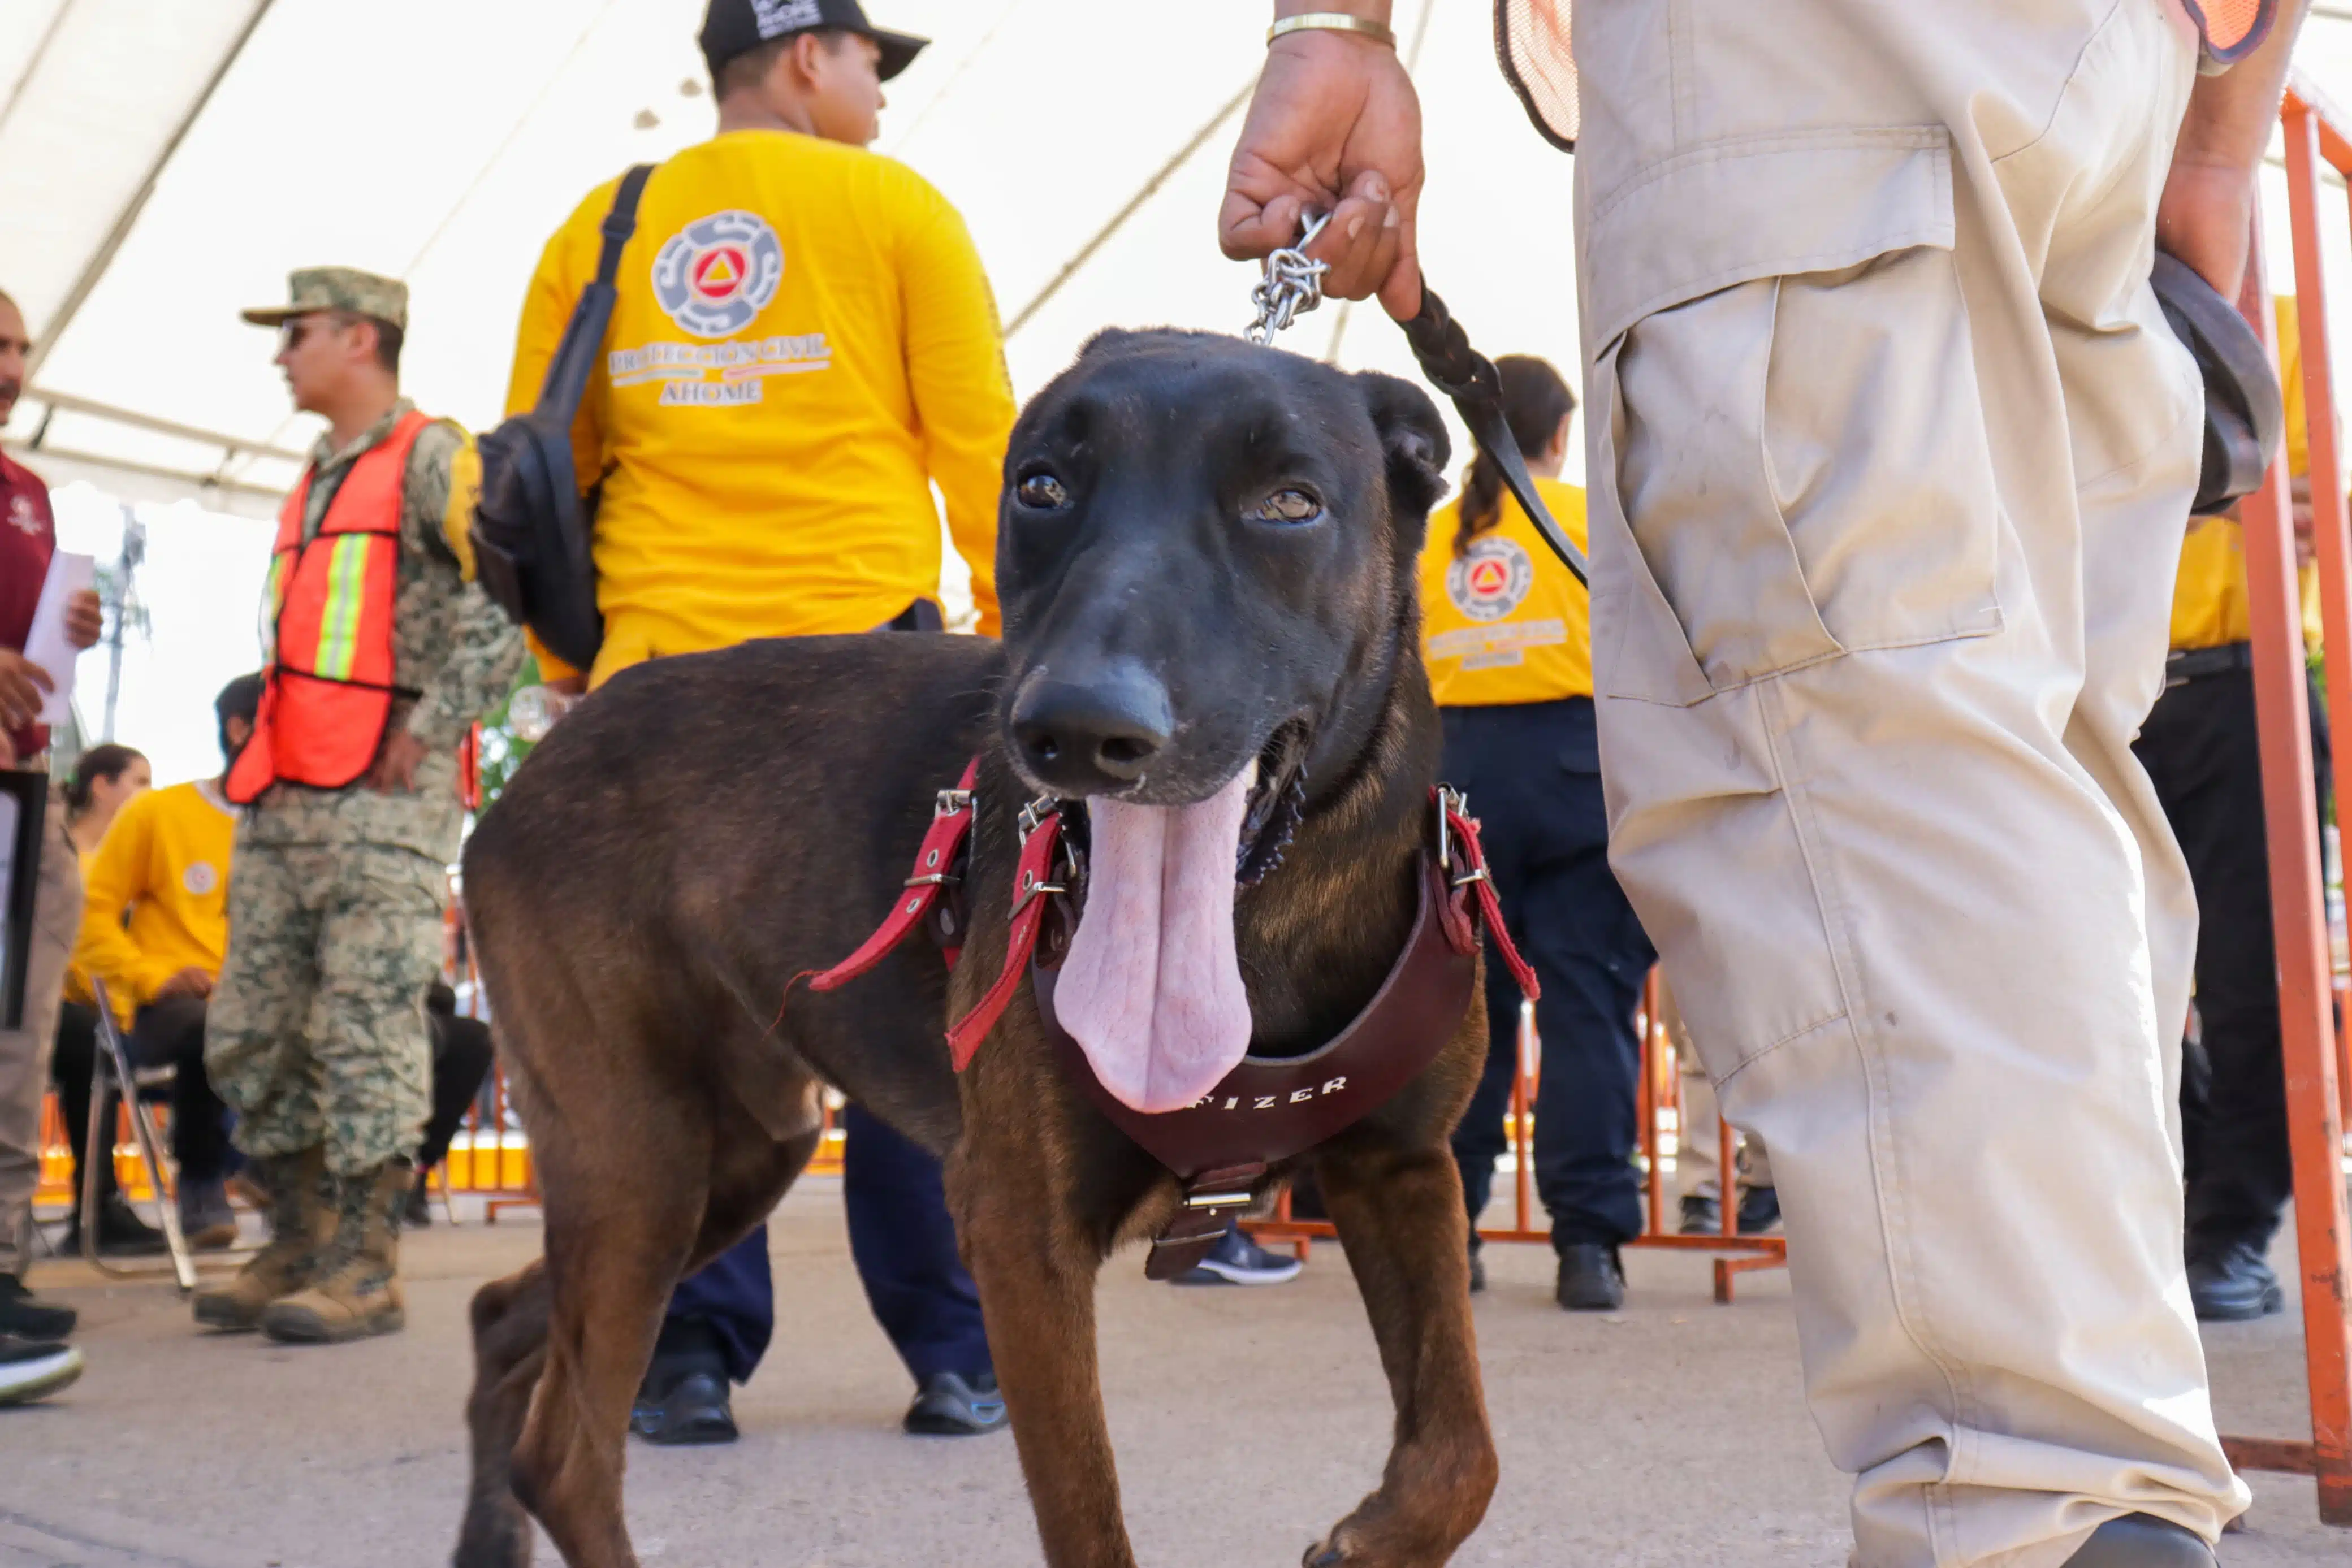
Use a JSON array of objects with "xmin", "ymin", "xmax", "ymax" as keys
[
  {"xmin": 0, "ymin": 790, "xmax": 83, "ymax": 1279},
  {"xmin": 1576, "ymin": 1, "xmax": 2240, "ymax": 1562}
]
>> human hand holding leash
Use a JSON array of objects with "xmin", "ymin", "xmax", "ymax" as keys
[{"xmin": 1221, "ymin": 2, "xmax": 1425, "ymax": 320}]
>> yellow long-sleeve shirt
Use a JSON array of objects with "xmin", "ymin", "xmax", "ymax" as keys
[
  {"xmin": 70, "ymin": 781, "xmax": 237, "ymax": 1020},
  {"xmin": 507, "ymin": 129, "xmax": 1014, "ymax": 686},
  {"xmin": 2171, "ymin": 296, "xmax": 2331, "ymax": 655},
  {"xmin": 1417, "ymin": 476, "xmax": 1592, "ymax": 706}
]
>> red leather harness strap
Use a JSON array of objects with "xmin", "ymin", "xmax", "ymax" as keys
[
  {"xmin": 1437, "ymin": 787, "xmax": 1538, "ymax": 1003},
  {"xmin": 944, "ymin": 799, "xmax": 1067, "ymax": 1071},
  {"xmin": 808, "ymin": 761, "xmax": 979, "ymax": 993}
]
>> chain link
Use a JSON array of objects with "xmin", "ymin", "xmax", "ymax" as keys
[{"xmin": 1244, "ymin": 210, "xmax": 1333, "ymax": 345}]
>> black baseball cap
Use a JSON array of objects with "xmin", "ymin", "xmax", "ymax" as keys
[{"xmin": 701, "ymin": 0, "xmax": 929, "ymax": 84}]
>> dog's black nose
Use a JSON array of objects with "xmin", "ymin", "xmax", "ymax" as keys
[{"xmin": 1011, "ymin": 665, "xmax": 1172, "ymax": 790}]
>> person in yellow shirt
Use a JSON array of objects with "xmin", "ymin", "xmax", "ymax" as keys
[
  {"xmin": 53, "ymin": 678, "xmax": 258, "ymax": 1253},
  {"xmin": 503, "ymin": 0, "xmax": 1009, "ymax": 1448},
  {"xmin": 510, "ymin": 3, "xmax": 1009, "ymax": 679},
  {"xmin": 1416, "ymin": 354, "xmax": 1655, "ymax": 1313},
  {"xmin": 2134, "ymin": 296, "xmax": 2335, "ymax": 1326}
]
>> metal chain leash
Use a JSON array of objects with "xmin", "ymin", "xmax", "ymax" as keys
[{"xmin": 1244, "ymin": 210, "xmax": 1333, "ymax": 344}]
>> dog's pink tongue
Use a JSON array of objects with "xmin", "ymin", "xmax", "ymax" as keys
[{"xmin": 1055, "ymin": 771, "xmax": 1253, "ymax": 1114}]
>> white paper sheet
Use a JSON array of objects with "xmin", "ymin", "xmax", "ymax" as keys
[{"xmin": 22, "ymin": 549, "xmax": 93, "ymax": 726}]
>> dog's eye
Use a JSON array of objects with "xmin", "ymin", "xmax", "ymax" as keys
[
  {"xmin": 1016, "ymin": 471, "xmax": 1070, "ymax": 510},
  {"xmin": 1249, "ymin": 487, "xmax": 1323, "ymax": 525}
]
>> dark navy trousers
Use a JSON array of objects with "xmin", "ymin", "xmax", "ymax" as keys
[
  {"xmin": 663, "ymin": 1101, "xmax": 991, "ymax": 1386},
  {"xmin": 1442, "ymin": 698, "xmax": 1656, "ymax": 1251}
]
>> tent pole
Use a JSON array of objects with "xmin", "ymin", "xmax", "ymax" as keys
[
  {"xmin": 23, "ymin": 0, "xmax": 278, "ymax": 375},
  {"xmin": 1003, "ymin": 78, "xmax": 1255, "ymax": 341},
  {"xmin": 0, "ymin": 0, "xmax": 80, "ymax": 144}
]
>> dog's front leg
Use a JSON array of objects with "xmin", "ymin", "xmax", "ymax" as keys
[
  {"xmin": 1308, "ymin": 1137, "xmax": 1497, "ymax": 1568},
  {"xmin": 949, "ymin": 1140, "xmax": 1137, "ymax": 1568}
]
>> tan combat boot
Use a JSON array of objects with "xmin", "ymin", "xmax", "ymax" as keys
[
  {"xmin": 261, "ymin": 1158, "xmax": 412, "ymax": 1344},
  {"xmin": 191, "ymin": 1147, "xmax": 334, "ymax": 1331}
]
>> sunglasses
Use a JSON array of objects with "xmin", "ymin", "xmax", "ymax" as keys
[{"xmin": 278, "ymin": 315, "xmax": 352, "ymax": 352}]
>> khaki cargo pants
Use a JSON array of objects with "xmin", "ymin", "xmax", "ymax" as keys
[
  {"xmin": 1576, "ymin": 1, "xmax": 2242, "ymax": 1562},
  {"xmin": 0, "ymin": 789, "xmax": 79, "ymax": 1279}
]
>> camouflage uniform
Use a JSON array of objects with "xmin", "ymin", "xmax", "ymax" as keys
[{"xmin": 206, "ymin": 272, "xmax": 523, "ymax": 1182}]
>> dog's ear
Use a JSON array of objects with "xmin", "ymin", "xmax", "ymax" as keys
[
  {"xmin": 1355, "ymin": 371, "xmax": 1451, "ymax": 533},
  {"xmin": 1077, "ymin": 327, "xmax": 1144, "ymax": 363}
]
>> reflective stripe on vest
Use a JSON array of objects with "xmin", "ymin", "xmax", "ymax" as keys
[{"xmin": 226, "ymin": 409, "xmax": 431, "ymax": 804}]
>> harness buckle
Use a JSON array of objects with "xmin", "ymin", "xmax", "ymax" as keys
[
  {"xmin": 1435, "ymin": 786, "xmax": 1469, "ymax": 872},
  {"xmin": 1015, "ymin": 795, "xmax": 1060, "ymax": 840},
  {"xmin": 935, "ymin": 787, "xmax": 974, "ymax": 819},
  {"xmin": 1011, "ymin": 869, "xmax": 1068, "ymax": 917},
  {"xmin": 1182, "ymin": 1188, "xmax": 1257, "ymax": 1211}
]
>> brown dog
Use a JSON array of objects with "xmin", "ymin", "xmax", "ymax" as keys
[{"xmin": 453, "ymin": 329, "xmax": 1501, "ymax": 1568}]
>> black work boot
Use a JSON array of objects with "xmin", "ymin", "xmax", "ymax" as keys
[
  {"xmin": 2061, "ymin": 1513, "xmax": 2216, "ymax": 1566},
  {"xmin": 632, "ymin": 1319, "xmax": 737, "ymax": 1445},
  {"xmin": 2186, "ymin": 1237, "xmax": 2284, "ymax": 1322},
  {"xmin": 1554, "ymin": 1243, "xmax": 1625, "ymax": 1311}
]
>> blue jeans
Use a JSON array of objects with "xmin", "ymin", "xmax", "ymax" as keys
[
  {"xmin": 1442, "ymin": 699, "xmax": 1655, "ymax": 1250},
  {"xmin": 660, "ymin": 1102, "xmax": 989, "ymax": 1385}
]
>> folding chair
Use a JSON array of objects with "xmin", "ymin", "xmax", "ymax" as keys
[{"xmin": 77, "ymin": 977, "xmax": 237, "ymax": 1293}]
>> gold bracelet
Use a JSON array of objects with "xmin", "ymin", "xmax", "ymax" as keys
[{"xmin": 1267, "ymin": 12, "xmax": 1398, "ymax": 48}]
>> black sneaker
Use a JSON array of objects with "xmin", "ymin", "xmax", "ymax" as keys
[
  {"xmin": 2186, "ymin": 1238, "xmax": 2285, "ymax": 1322},
  {"xmin": 1736, "ymin": 1185, "xmax": 1782, "ymax": 1235},
  {"xmin": 0, "ymin": 1333, "xmax": 84, "ymax": 1407},
  {"xmin": 2061, "ymin": 1512, "xmax": 2216, "ymax": 1566},
  {"xmin": 63, "ymin": 1194, "xmax": 168, "ymax": 1257},
  {"xmin": 1555, "ymin": 1244, "xmax": 1625, "ymax": 1312},
  {"xmin": 0, "ymin": 1275, "xmax": 76, "ymax": 1340},
  {"xmin": 629, "ymin": 1368, "xmax": 738, "ymax": 1445},
  {"xmin": 402, "ymin": 1174, "xmax": 434, "ymax": 1230},
  {"xmin": 903, "ymin": 1371, "xmax": 1008, "ymax": 1436},
  {"xmin": 1677, "ymin": 1194, "xmax": 1721, "ymax": 1235},
  {"xmin": 1168, "ymin": 1223, "xmax": 1304, "ymax": 1286},
  {"xmin": 1467, "ymin": 1248, "xmax": 1487, "ymax": 1295}
]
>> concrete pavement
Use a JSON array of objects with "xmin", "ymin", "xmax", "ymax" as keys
[{"xmin": 2, "ymin": 1181, "xmax": 2340, "ymax": 1567}]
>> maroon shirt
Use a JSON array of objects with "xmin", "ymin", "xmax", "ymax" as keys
[{"xmin": 0, "ymin": 451, "xmax": 57, "ymax": 759}]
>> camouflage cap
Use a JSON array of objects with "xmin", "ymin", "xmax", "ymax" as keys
[{"xmin": 240, "ymin": 267, "xmax": 407, "ymax": 330}]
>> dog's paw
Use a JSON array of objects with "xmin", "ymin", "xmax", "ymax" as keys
[{"xmin": 1303, "ymin": 1526, "xmax": 1404, "ymax": 1568}]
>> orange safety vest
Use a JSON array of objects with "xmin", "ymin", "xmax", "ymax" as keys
[{"xmin": 226, "ymin": 409, "xmax": 428, "ymax": 804}]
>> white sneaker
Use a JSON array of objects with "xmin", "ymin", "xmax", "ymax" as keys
[
  {"xmin": 0, "ymin": 1336, "xmax": 84, "ymax": 1406},
  {"xmin": 1170, "ymin": 1224, "xmax": 1304, "ymax": 1286}
]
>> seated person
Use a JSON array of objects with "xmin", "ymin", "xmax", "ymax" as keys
[
  {"xmin": 54, "ymin": 681, "xmax": 258, "ymax": 1250},
  {"xmin": 46, "ymin": 744, "xmax": 160, "ymax": 1253},
  {"xmin": 53, "ymin": 678, "xmax": 501, "ymax": 1250}
]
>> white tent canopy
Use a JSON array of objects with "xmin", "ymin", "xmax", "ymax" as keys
[{"xmin": 5, "ymin": 0, "xmax": 2352, "ymax": 521}]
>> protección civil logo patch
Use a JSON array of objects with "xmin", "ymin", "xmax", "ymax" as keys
[
  {"xmin": 651, "ymin": 210, "xmax": 785, "ymax": 340},
  {"xmin": 1445, "ymin": 536, "xmax": 1535, "ymax": 622}
]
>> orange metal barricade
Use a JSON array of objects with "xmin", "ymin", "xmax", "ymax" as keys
[
  {"xmin": 2213, "ymin": 74, "xmax": 2352, "ymax": 1528},
  {"xmin": 1247, "ymin": 970, "xmax": 1788, "ymax": 1302}
]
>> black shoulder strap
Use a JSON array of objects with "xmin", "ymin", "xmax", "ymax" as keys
[
  {"xmin": 535, "ymin": 163, "xmax": 658, "ymax": 417},
  {"xmin": 1396, "ymin": 284, "xmax": 1589, "ymax": 587},
  {"xmin": 594, "ymin": 163, "xmax": 655, "ymax": 289}
]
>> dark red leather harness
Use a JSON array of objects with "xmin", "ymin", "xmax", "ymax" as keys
[{"xmin": 810, "ymin": 768, "xmax": 1537, "ymax": 1277}]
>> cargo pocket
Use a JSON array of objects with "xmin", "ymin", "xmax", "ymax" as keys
[{"xmin": 1585, "ymin": 129, "xmax": 2003, "ymax": 704}]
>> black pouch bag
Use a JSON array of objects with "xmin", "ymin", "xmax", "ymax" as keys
[
  {"xmin": 469, "ymin": 163, "xmax": 655, "ymax": 673},
  {"xmin": 2152, "ymin": 250, "xmax": 2285, "ymax": 517}
]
